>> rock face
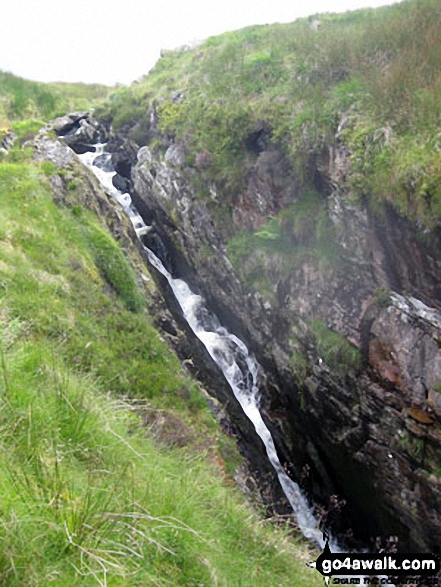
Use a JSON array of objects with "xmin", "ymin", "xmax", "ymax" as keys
[
  {"xmin": 0, "ymin": 131, "xmax": 16, "ymax": 153},
  {"xmin": 367, "ymin": 294, "xmax": 441, "ymax": 406},
  {"xmin": 127, "ymin": 133, "xmax": 441, "ymax": 552},
  {"xmin": 46, "ymin": 113, "xmax": 441, "ymax": 552}
]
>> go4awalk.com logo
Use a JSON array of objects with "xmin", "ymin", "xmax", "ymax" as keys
[{"xmin": 307, "ymin": 538, "xmax": 440, "ymax": 586}]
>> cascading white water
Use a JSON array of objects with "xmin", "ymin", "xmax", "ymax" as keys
[
  {"xmin": 146, "ymin": 252, "xmax": 327, "ymax": 547},
  {"xmin": 78, "ymin": 143, "xmax": 326, "ymax": 548}
]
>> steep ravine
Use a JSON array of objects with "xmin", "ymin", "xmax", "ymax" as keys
[
  {"xmin": 50, "ymin": 112, "xmax": 441, "ymax": 553},
  {"xmin": 35, "ymin": 116, "xmax": 292, "ymax": 518}
]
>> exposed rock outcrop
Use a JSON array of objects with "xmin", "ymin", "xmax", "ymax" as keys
[
  {"xmin": 51, "ymin": 111, "xmax": 107, "ymax": 154},
  {"xmin": 0, "ymin": 131, "xmax": 16, "ymax": 153}
]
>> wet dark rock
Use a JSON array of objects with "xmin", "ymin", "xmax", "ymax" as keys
[
  {"xmin": 66, "ymin": 142, "xmax": 96, "ymax": 155},
  {"xmin": 63, "ymin": 120, "xmax": 99, "ymax": 152},
  {"xmin": 110, "ymin": 138, "xmax": 139, "ymax": 178},
  {"xmin": 157, "ymin": 316, "xmax": 178, "ymax": 337},
  {"xmin": 52, "ymin": 112, "xmax": 108, "ymax": 154},
  {"xmin": 93, "ymin": 153, "xmax": 113, "ymax": 172},
  {"xmin": 51, "ymin": 111, "xmax": 88, "ymax": 135},
  {"xmin": 233, "ymin": 147, "xmax": 298, "ymax": 231},
  {"xmin": 112, "ymin": 173, "xmax": 130, "ymax": 193}
]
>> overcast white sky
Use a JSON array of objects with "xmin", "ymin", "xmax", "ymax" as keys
[{"xmin": 0, "ymin": 0, "xmax": 402, "ymax": 86}]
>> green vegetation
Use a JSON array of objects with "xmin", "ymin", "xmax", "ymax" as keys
[
  {"xmin": 0, "ymin": 331, "xmax": 319, "ymax": 585},
  {"xmin": 0, "ymin": 70, "xmax": 111, "ymax": 134},
  {"xmin": 307, "ymin": 320, "xmax": 362, "ymax": 372},
  {"xmin": 4, "ymin": 1, "xmax": 436, "ymax": 577},
  {"xmin": 99, "ymin": 0, "xmax": 441, "ymax": 227},
  {"xmin": 290, "ymin": 349, "xmax": 309, "ymax": 382},
  {"xmin": 0, "ymin": 143, "xmax": 320, "ymax": 584},
  {"xmin": 372, "ymin": 288, "xmax": 393, "ymax": 309},
  {"xmin": 227, "ymin": 190, "xmax": 339, "ymax": 296},
  {"xmin": 85, "ymin": 222, "xmax": 145, "ymax": 313}
]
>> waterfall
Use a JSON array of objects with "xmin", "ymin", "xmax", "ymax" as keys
[
  {"xmin": 78, "ymin": 143, "xmax": 327, "ymax": 548},
  {"xmin": 74, "ymin": 142, "xmax": 401, "ymax": 586}
]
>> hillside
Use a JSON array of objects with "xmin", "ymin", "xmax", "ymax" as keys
[
  {"xmin": 0, "ymin": 71, "xmax": 112, "ymax": 156},
  {"xmin": 101, "ymin": 0, "xmax": 441, "ymax": 229},
  {"xmin": 0, "ymin": 70, "xmax": 111, "ymax": 120}
]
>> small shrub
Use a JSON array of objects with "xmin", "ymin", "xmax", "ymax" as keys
[
  {"xmin": 67, "ymin": 180, "xmax": 77, "ymax": 191},
  {"xmin": 157, "ymin": 99, "xmax": 182, "ymax": 137},
  {"xmin": 40, "ymin": 161, "xmax": 57, "ymax": 176},
  {"xmin": 373, "ymin": 287, "xmax": 392, "ymax": 309}
]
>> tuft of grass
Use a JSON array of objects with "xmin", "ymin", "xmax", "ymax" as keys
[
  {"xmin": 11, "ymin": 118, "xmax": 46, "ymax": 144},
  {"xmin": 307, "ymin": 320, "xmax": 362, "ymax": 372},
  {"xmin": 84, "ymin": 222, "xmax": 145, "ymax": 313}
]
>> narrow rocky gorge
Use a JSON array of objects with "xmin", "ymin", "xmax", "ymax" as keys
[{"xmin": 44, "ymin": 110, "xmax": 441, "ymax": 553}]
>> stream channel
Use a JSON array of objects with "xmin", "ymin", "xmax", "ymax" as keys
[{"xmin": 76, "ymin": 143, "xmax": 396, "ymax": 586}]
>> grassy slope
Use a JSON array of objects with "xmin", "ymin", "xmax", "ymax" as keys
[
  {"xmin": 0, "ymin": 70, "xmax": 112, "ymax": 145},
  {"xmin": 0, "ymin": 135, "xmax": 320, "ymax": 584},
  {"xmin": 102, "ymin": 0, "xmax": 441, "ymax": 229}
]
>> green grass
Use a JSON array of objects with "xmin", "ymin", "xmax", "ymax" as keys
[
  {"xmin": 85, "ymin": 221, "xmax": 145, "ymax": 313},
  {"xmin": 0, "ymin": 335, "xmax": 319, "ymax": 586},
  {"xmin": 0, "ymin": 146, "xmax": 321, "ymax": 585},
  {"xmin": 226, "ymin": 190, "xmax": 340, "ymax": 295},
  {"xmin": 0, "ymin": 155, "xmax": 202, "ymax": 411},
  {"xmin": 0, "ymin": 70, "xmax": 111, "ymax": 133},
  {"xmin": 307, "ymin": 320, "xmax": 362, "ymax": 372}
]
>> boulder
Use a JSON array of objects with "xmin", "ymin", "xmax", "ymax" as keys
[
  {"xmin": 112, "ymin": 173, "xmax": 130, "ymax": 193},
  {"xmin": 51, "ymin": 111, "xmax": 88, "ymax": 135},
  {"xmin": 164, "ymin": 143, "xmax": 186, "ymax": 168},
  {"xmin": 93, "ymin": 153, "xmax": 113, "ymax": 172},
  {"xmin": 34, "ymin": 130, "xmax": 76, "ymax": 168},
  {"xmin": 110, "ymin": 139, "xmax": 139, "ymax": 178},
  {"xmin": 0, "ymin": 131, "xmax": 16, "ymax": 153},
  {"xmin": 63, "ymin": 119, "xmax": 100, "ymax": 153},
  {"xmin": 137, "ymin": 146, "xmax": 153, "ymax": 166}
]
